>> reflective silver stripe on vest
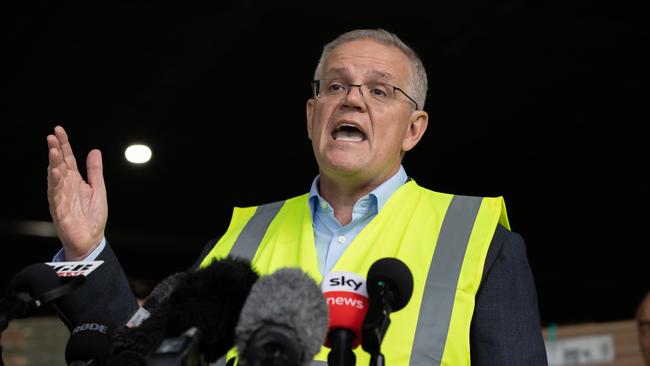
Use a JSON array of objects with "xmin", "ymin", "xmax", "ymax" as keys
[
  {"xmin": 410, "ymin": 195, "xmax": 483, "ymax": 366},
  {"xmin": 228, "ymin": 200, "xmax": 285, "ymax": 261},
  {"xmin": 218, "ymin": 200, "xmax": 285, "ymax": 366}
]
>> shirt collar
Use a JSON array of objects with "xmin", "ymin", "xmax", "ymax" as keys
[{"xmin": 308, "ymin": 165, "xmax": 408, "ymax": 216}]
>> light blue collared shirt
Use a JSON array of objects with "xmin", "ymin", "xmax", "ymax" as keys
[
  {"xmin": 55, "ymin": 166, "xmax": 409, "ymax": 272},
  {"xmin": 53, "ymin": 237, "xmax": 106, "ymax": 262},
  {"xmin": 308, "ymin": 165, "xmax": 408, "ymax": 275}
]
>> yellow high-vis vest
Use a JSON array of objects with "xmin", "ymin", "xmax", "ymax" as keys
[{"xmin": 200, "ymin": 180, "xmax": 509, "ymax": 366}]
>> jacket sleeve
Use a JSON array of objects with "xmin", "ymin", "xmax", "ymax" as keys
[
  {"xmin": 54, "ymin": 242, "xmax": 139, "ymax": 331},
  {"xmin": 53, "ymin": 234, "xmax": 219, "ymax": 331},
  {"xmin": 470, "ymin": 224, "xmax": 548, "ymax": 365}
]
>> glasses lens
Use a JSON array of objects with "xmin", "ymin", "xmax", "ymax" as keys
[
  {"xmin": 363, "ymin": 82, "xmax": 393, "ymax": 101},
  {"xmin": 313, "ymin": 79, "xmax": 416, "ymax": 109}
]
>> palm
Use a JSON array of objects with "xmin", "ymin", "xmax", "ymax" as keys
[{"xmin": 47, "ymin": 126, "xmax": 108, "ymax": 261}]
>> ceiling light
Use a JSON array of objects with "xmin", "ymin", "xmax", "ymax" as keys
[{"xmin": 125, "ymin": 144, "xmax": 152, "ymax": 164}]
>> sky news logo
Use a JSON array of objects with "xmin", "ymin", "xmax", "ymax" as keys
[
  {"xmin": 321, "ymin": 272, "xmax": 368, "ymax": 295},
  {"xmin": 326, "ymin": 294, "xmax": 366, "ymax": 309}
]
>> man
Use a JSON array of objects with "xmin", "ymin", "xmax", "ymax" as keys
[
  {"xmin": 46, "ymin": 29, "xmax": 547, "ymax": 365},
  {"xmin": 638, "ymin": 292, "xmax": 650, "ymax": 365}
]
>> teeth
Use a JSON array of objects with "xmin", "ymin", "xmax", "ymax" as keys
[
  {"xmin": 336, "ymin": 135, "xmax": 364, "ymax": 141},
  {"xmin": 332, "ymin": 123, "xmax": 366, "ymax": 142},
  {"xmin": 336, "ymin": 123, "xmax": 361, "ymax": 132}
]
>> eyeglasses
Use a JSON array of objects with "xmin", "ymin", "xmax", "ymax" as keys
[{"xmin": 312, "ymin": 79, "xmax": 419, "ymax": 110}]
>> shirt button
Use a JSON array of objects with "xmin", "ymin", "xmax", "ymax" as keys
[
  {"xmin": 320, "ymin": 200, "xmax": 328, "ymax": 209},
  {"xmin": 338, "ymin": 236, "xmax": 346, "ymax": 244}
]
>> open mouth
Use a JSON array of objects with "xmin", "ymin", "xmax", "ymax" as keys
[{"xmin": 331, "ymin": 123, "xmax": 367, "ymax": 142}]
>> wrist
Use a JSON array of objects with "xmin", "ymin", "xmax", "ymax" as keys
[
  {"xmin": 64, "ymin": 247, "xmax": 96, "ymax": 261},
  {"xmin": 63, "ymin": 237, "xmax": 103, "ymax": 261}
]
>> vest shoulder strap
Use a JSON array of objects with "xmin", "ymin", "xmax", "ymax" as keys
[
  {"xmin": 229, "ymin": 200, "xmax": 285, "ymax": 262},
  {"xmin": 199, "ymin": 200, "xmax": 285, "ymax": 268}
]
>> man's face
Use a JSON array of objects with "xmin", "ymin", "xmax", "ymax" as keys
[
  {"xmin": 639, "ymin": 295, "xmax": 650, "ymax": 365},
  {"xmin": 306, "ymin": 39, "xmax": 427, "ymax": 186}
]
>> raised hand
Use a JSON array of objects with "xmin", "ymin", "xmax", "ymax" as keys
[{"xmin": 47, "ymin": 126, "xmax": 108, "ymax": 261}]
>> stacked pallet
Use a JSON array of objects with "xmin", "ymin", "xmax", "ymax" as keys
[{"xmin": 544, "ymin": 319, "xmax": 643, "ymax": 365}]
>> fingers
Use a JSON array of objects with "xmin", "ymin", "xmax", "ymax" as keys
[
  {"xmin": 53, "ymin": 125, "xmax": 79, "ymax": 171},
  {"xmin": 47, "ymin": 140, "xmax": 65, "ymax": 187},
  {"xmin": 86, "ymin": 149, "xmax": 106, "ymax": 192},
  {"xmin": 47, "ymin": 152, "xmax": 68, "ymax": 218}
]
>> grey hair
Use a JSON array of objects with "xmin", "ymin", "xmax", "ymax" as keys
[{"xmin": 313, "ymin": 29, "xmax": 428, "ymax": 110}]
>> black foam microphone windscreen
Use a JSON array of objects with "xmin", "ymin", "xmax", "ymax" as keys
[
  {"xmin": 65, "ymin": 320, "xmax": 115, "ymax": 366},
  {"xmin": 236, "ymin": 268, "xmax": 329, "ymax": 366},
  {"xmin": 141, "ymin": 272, "xmax": 188, "ymax": 312},
  {"xmin": 10, "ymin": 263, "xmax": 62, "ymax": 298},
  {"xmin": 124, "ymin": 271, "xmax": 188, "ymax": 328},
  {"xmin": 108, "ymin": 256, "xmax": 259, "ymax": 364},
  {"xmin": 108, "ymin": 306, "xmax": 169, "ymax": 365},
  {"xmin": 165, "ymin": 257, "xmax": 259, "ymax": 361},
  {"xmin": 1, "ymin": 263, "xmax": 62, "ymax": 331},
  {"xmin": 366, "ymin": 257, "xmax": 413, "ymax": 312}
]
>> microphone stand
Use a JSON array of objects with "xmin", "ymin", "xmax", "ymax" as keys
[
  {"xmin": 327, "ymin": 328, "xmax": 356, "ymax": 366},
  {"xmin": 362, "ymin": 284, "xmax": 393, "ymax": 366},
  {"xmin": 370, "ymin": 353, "xmax": 385, "ymax": 366}
]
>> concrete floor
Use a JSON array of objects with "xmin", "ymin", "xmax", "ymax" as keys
[{"xmin": 1, "ymin": 316, "xmax": 68, "ymax": 366}]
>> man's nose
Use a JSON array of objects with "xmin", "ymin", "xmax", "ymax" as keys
[
  {"xmin": 346, "ymin": 84, "xmax": 364, "ymax": 97},
  {"xmin": 341, "ymin": 84, "xmax": 366, "ymax": 109}
]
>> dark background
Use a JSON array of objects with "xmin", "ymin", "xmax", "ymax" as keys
[{"xmin": 1, "ymin": 1, "xmax": 648, "ymax": 326}]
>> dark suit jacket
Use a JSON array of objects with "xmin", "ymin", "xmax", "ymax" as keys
[{"xmin": 55, "ymin": 224, "xmax": 548, "ymax": 365}]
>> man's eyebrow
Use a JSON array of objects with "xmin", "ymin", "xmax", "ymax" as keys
[
  {"xmin": 367, "ymin": 70, "xmax": 393, "ymax": 81},
  {"xmin": 323, "ymin": 68, "xmax": 394, "ymax": 81},
  {"xmin": 323, "ymin": 67, "xmax": 348, "ymax": 78}
]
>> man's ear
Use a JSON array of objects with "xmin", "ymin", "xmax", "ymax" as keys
[
  {"xmin": 402, "ymin": 110, "xmax": 428, "ymax": 152},
  {"xmin": 306, "ymin": 98, "xmax": 315, "ymax": 140}
]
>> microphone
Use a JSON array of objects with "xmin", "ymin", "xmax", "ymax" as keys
[
  {"xmin": 108, "ymin": 307, "xmax": 167, "ymax": 366},
  {"xmin": 124, "ymin": 272, "xmax": 188, "ymax": 328},
  {"xmin": 1, "ymin": 263, "xmax": 66, "ymax": 331},
  {"xmin": 321, "ymin": 271, "xmax": 369, "ymax": 366},
  {"xmin": 65, "ymin": 320, "xmax": 115, "ymax": 365},
  {"xmin": 361, "ymin": 258, "xmax": 414, "ymax": 366},
  {"xmin": 147, "ymin": 326, "xmax": 204, "ymax": 366},
  {"xmin": 109, "ymin": 273, "xmax": 187, "ymax": 365},
  {"xmin": 107, "ymin": 256, "xmax": 259, "ymax": 365},
  {"xmin": 235, "ymin": 268, "xmax": 329, "ymax": 366}
]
